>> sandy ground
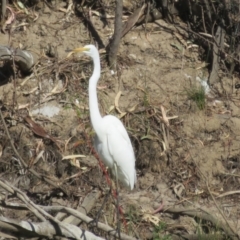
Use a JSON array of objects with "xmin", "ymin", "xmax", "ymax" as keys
[{"xmin": 0, "ymin": 1, "xmax": 240, "ymax": 239}]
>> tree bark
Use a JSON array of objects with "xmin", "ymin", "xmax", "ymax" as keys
[
  {"xmin": 107, "ymin": 0, "xmax": 123, "ymax": 71},
  {"xmin": 209, "ymin": 26, "xmax": 225, "ymax": 85}
]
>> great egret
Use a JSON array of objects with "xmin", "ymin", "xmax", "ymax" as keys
[{"xmin": 70, "ymin": 45, "xmax": 137, "ymax": 190}]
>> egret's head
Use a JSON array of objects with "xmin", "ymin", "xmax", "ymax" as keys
[{"xmin": 68, "ymin": 44, "xmax": 98, "ymax": 59}]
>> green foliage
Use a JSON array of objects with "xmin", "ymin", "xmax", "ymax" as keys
[
  {"xmin": 126, "ymin": 204, "xmax": 140, "ymax": 223},
  {"xmin": 75, "ymin": 108, "xmax": 82, "ymax": 119},
  {"xmin": 124, "ymin": 204, "xmax": 143, "ymax": 235},
  {"xmin": 153, "ymin": 222, "xmax": 172, "ymax": 240},
  {"xmin": 186, "ymin": 85, "xmax": 206, "ymax": 110}
]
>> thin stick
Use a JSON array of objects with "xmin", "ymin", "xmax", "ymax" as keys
[{"xmin": 0, "ymin": 179, "xmax": 79, "ymax": 239}]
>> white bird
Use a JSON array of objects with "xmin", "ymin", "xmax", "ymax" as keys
[{"xmin": 70, "ymin": 45, "xmax": 137, "ymax": 190}]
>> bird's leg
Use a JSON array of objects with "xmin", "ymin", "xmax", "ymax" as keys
[
  {"xmin": 114, "ymin": 163, "xmax": 121, "ymax": 239},
  {"xmin": 88, "ymin": 187, "xmax": 112, "ymax": 228}
]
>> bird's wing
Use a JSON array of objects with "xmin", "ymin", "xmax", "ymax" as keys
[
  {"xmin": 103, "ymin": 115, "xmax": 132, "ymax": 150},
  {"xmin": 103, "ymin": 115, "xmax": 136, "ymax": 189}
]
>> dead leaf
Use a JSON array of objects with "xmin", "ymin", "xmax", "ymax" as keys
[
  {"xmin": 108, "ymin": 105, "xmax": 115, "ymax": 113},
  {"xmin": 32, "ymin": 10, "xmax": 39, "ymax": 21},
  {"xmin": 0, "ymin": 144, "xmax": 2, "ymax": 158},
  {"xmin": 22, "ymin": 87, "xmax": 38, "ymax": 95},
  {"xmin": 62, "ymin": 155, "xmax": 88, "ymax": 169},
  {"xmin": 58, "ymin": 7, "xmax": 68, "ymax": 13},
  {"xmin": 127, "ymin": 103, "xmax": 138, "ymax": 112},
  {"xmin": 141, "ymin": 135, "xmax": 156, "ymax": 140},
  {"xmin": 141, "ymin": 209, "xmax": 160, "ymax": 225},
  {"xmin": 62, "ymin": 155, "xmax": 86, "ymax": 160},
  {"xmin": 114, "ymin": 91, "xmax": 126, "ymax": 116},
  {"xmin": 17, "ymin": 103, "xmax": 30, "ymax": 109},
  {"xmin": 24, "ymin": 116, "xmax": 58, "ymax": 145},
  {"xmin": 143, "ymin": 213, "xmax": 160, "ymax": 225},
  {"xmin": 70, "ymin": 158, "xmax": 80, "ymax": 168},
  {"xmin": 119, "ymin": 112, "xmax": 127, "ymax": 119},
  {"xmin": 5, "ymin": 7, "xmax": 15, "ymax": 25},
  {"xmin": 66, "ymin": 51, "xmax": 74, "ymax": 58}
]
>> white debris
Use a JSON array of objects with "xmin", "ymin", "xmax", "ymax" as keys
[
  {"xmin": 31, "ymin": 104, "xmax": 60, "ymax": 117},
  {"xmin": 196, "ymin": 76, "xmax": 210, "ymax": 95}
]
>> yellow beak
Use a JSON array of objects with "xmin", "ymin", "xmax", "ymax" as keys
[{"xmin": 67, "ymin": 47, "xmax": 90, "ymax": 58}]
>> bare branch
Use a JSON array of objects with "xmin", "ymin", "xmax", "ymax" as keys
[
  {"xmin": 61, "ymin": 190, "xmax": 101, "ymax": 225},
  {"xmin": 0, "ymin": 216, "xmax": 104, "ymax": 240},
  {"xmin": 0, "ymin": 201, "xmax": 137, "ymax": 240}
]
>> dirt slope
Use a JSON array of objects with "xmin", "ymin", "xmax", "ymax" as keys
[{"xmin": 0, "ymin": 1, "xmax": 240, "ymax": 239}]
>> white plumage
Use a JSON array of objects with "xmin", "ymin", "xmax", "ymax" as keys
[{"xmin": 71, "ymin": 45, "xmax": 137, "ymax": 190}]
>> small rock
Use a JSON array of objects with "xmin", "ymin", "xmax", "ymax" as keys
[{"xmin": 128, "ymin": 54, "xmax": 136, "ymax": 60}]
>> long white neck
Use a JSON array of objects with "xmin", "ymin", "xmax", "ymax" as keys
[{"xmin": 89, "ymin": 52, "xmax": 103, "ymax": 136}]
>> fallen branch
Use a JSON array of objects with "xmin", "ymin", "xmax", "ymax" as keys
[
  {"xmin": 0, "ymin": 179, "xmax": 80, "ymax": 239},
  {"xmin": 0, "ymin": 180, "xmax": 46, "ymax": 222},
  {"xmin": 0, "ymin": 216, "xmax": 104, "ymax": 240},
  {"xmin": 43, "ymin": 206, "xmax": 136, "ymax": 240},
  {"xmin": 56, "ymin": 189, "xmax": 101, "ymax": 225},
  {"xmin": 0, "ymin": 199, "xmax": 136, "ymax": 240}
]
